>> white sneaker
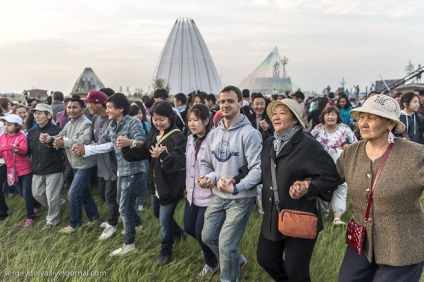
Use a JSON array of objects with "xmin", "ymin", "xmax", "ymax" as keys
[
  {"xmin": 109, "ymin": 243, "xmax": 135, "ymax": 256},
  {"xmin": 99, "ymin": 224, "xmax": 117, "ymax": 240},
  {"xmin": 197, "ymin": 264, "xmax": 219, "ymax": 278},
  {"xmin": 99, "ymin": 222, "xmax": 108, "ymax": 229}
]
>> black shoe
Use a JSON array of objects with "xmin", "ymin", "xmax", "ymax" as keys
[
  {"xmin": 0, "ymin": 212, "xmax": 8, "ymax": 221},
  {"xmin": 157, "ymin": 254, "xmax": 171, "ymax": 266}
]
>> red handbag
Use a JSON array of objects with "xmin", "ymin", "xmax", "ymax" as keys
[{"xmin": 346, "ymin": 143, "xmax": 393, "ymax": 255}]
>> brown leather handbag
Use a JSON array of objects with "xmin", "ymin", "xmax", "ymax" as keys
[
  {"xmin": 271, "ymin": 158, "xmax": 318, "ymax": 239},
  {"xmin": 346, "ymin": 143, "xmax": 393, "ymax": 255}
]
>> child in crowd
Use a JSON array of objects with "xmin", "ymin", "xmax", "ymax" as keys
[
  {"xmin": 0, "ymin": 114, "xmax": 41, "ymax": 227},
  {"xmin": 183, "ymin": 104, "xmax": 218, "ymax": 277}
]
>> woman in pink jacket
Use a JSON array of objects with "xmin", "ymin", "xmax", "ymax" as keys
[
  {"xmin": 183, "ymin": 104, "xmax": 218, "ymax": 278},
  {"xmin": 0, "ymin": 114, "xmax": 40, "ymax": 227}
]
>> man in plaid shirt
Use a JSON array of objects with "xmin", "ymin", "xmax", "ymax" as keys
[{"xmin": 72, "ymin": 93, "xmax": 146, "ymax": 256}]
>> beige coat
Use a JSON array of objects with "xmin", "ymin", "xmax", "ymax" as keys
[{"xmin": 337, "ymin": 138, "xmax": 424, "ymax": 266}]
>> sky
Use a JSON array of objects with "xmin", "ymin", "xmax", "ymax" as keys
[{"xmin": 1, "ymin": 0, "xmax": 423, "ymax": 95}]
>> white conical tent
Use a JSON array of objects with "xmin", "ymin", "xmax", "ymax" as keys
[
  {"xmin": 153, "ymin": 18, "xmax": 223, "ymax": 95},
  {"xmin": 71, "ymin": 67, "xmax": 105, "ymax": 96},
  {"xmin": 239, "ymin": 47, "xmax": 292, "ymax": 95}
]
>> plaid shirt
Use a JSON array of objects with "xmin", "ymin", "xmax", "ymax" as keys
[{"xmin": 100, "ymin": 115, "xmax": 145, "ymax": 177}]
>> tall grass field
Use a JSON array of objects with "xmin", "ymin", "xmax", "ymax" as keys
[{"xmin": 0, "ymin": 188, "xmax": 423, "ymax": 281}]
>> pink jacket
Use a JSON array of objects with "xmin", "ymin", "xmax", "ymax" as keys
[
  {"xmin": 0, "ymin": 132, "xmax": 32, "ymax": 176},
  {"xmin": 186, "ymin": 135, "xmax": 213, "ymax": 207}
]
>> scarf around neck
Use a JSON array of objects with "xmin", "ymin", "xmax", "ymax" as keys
[{"xmin": 273, "ymin": 125, "xmax": 301, "ymax": 154}]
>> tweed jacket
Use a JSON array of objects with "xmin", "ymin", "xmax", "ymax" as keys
[
  {"xmin": 337, "ymin": 138, "xmax": 424, "ymax": 266},
  {"xmin": 261, "ymin": 130, "xmax": 338, "ymax": 241}
]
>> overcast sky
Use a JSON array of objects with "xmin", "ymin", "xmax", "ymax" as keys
[{"xmin": 1, "ymin": 0, "xmax": 423, "ymax": 95}]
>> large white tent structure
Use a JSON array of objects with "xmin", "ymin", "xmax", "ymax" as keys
[
  {"xmin": 239, "ymin": 47, "xmax": 292, "ymax": 95},
  {"xmin": 153, "ymin": 18, "xmax": 223, "ymax": 95},
  {"xmin": 71, "ymin": 67, "xmax": 105, "ymax": 97}
]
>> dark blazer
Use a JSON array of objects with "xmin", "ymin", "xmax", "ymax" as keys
[
  {"xmin": 122, "ymin": 125, "xmax": 187, "ymax": 205},
  {"xmin": 260, "ymin": 130, "xmax": 338, "ymax": 241},
  {"xmin": 247, "ymin": 113, "xmax": 274, "ymax": 141}
]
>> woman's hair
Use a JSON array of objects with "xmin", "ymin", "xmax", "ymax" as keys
[
  {"xmin": 23, "ymin": 102, "xmax": 39, "ymax": 131},
  {"xmin": 319, "ymin": 106, "xmax": 343, "ymax": 124},
  {"xmin": 188, "ymin": 104, "xmax": 213, "ymax": 159},
  {"xmin": 315, "ymin": 97, "xmax": 329, "ymax": 113},
  {"xmin": 151, "ymin": 101, "xmax": 176, "ymax": 125},
  {"xmin": 400, "ymin": 92, "xmax": 419, "ymax": 110},
  {"xmin": 129, "ymin": 105, "xmax": 149, "ymax": 134},
  {"xmin": 336, "ymin": 93, "xmax": 352, "ymax": 109},
  {"xmin": 0, "ymin": 105, "xmax": 5, "ymax": 116},
  {"xmin": 130, "ymin": 101, "xmax": 147, "ymax": 122},
  {"xmin": 191, "ymin": 92, "xmax": 206, "ymax": 105},
  {"xmin": 13, "ymin": 105, "xmax": 28, "ymax": 115}
]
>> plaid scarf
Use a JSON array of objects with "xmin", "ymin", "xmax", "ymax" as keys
[{"xmin": 273, "ymin": 125, "xmax": 301, "ymax": 155}]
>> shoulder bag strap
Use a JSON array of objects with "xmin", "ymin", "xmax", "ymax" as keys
[
  {"xmin": 364, "ymin": 142, "xmax": 394, "ymax": 221},
  {"xmin": 271, "ymin": 158, "xmax": 281, "ymax": 213},
  {"xmin": 157, "ymin": 129, "xmax": 179, "ymax": 145}
]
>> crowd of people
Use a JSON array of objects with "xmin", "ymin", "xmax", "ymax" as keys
[{"xmin": 0, "ymin": 86, "xmax": 423, "ymax": 281}]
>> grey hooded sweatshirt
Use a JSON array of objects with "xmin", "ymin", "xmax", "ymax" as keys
[{"xmin": 200, "ymin": 114, "xmax": 262, "ymax": 199}]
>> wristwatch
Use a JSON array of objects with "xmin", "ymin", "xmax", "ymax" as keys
[
  {"xmin": 130, "ymin": 140, "xmax": 137, "ymax": 149},
  {"xmin": 232, "ymin": 184, "xmax": 239, "ymax": 195}
]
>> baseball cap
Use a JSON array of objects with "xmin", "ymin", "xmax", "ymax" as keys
[
  {"xmin": 0, "ymin": 114, "xmax": 23, "ymax": 126},
  {"xmin": 30, "ymin": 103, "xmax": 53, "ymax": 115},
  {"xmin": 86, "ymin": 91, "xmax": 108, "ymax": 104}
]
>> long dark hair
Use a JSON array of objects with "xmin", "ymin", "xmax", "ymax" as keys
[
  {"xmin": 336, "ymin": 93, "xmax": 352, "ymax": 109},
  {"xmin": 129, "ymin": 105, "xmax": 149, "ymax": 135},
  {"xmin": 187, "ymin": 104, "xmax": 212, "ymax": 159}
]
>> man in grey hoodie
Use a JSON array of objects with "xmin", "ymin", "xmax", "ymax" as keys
[{"xmin": 199, "ymin": 85, "xmax": 262, "ymax": 282}]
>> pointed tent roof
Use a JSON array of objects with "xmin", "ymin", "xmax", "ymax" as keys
[
  {"xmin": 71, "ymin": 67, "xmax": 105, "ymax": 96},
  {"xmin": 239, "ymin": 47, "xmax": 292, "ymax": 95},
  {"xmin": 153, "ymin": 18, "xmax": 223, "ymax": 95}
]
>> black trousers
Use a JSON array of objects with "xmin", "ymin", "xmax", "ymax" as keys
[
  {"xmin": 257, "ymin": 232, "xmax": 316, "ymax": 282},
  {"xmin": 0, "ymin": 164, "xmax": 7, "ymax": 214},
  {"xmin": 98, "ymin": 177, "xmax": 119, "ymax": 226},
  {"xmin": 338, "ymin": 246, "xmax": 424, "ymax": 282}
]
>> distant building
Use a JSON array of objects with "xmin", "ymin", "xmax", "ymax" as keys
[
  {"xmin": 26, "ymin": 89, "xmax": 48, "ymax": 99},
  {"xmin": 153, "ymin": 18, "xmax": 223, "ymax": 95},
  {"xmin": 239, "ymin": 47, "xmax": 292, "ymax": 95},
  {"xmin": 70, "ymin": 67, "xmax": 105, "ymax": 97}
]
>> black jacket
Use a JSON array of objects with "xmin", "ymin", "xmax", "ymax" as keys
[
  {"xmin": 122, "ymin": 125, "xmax": 187, "ymax": 205},
  {"xmin": 261, "ymin": 130, "xmax": 338, "ymax": 241},
  {"xmin": 27, "ymin": 121, "xmax": 64, "ymax": 175},
  {"xmin": 247, "ymin": 113, "xmax": 274, "ymax": 141}
]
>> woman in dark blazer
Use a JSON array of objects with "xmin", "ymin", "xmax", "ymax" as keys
[{"xmin": 257, "ymin": 99, "xmax": 338, "ymax": 282}]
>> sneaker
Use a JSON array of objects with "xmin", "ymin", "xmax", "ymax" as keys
[
  {"xmin": 23, "ymin": 219, "xmax": 34, "ymax": 228},
  {"xmin": 100, "ymin": 221, "xmax": 108, "ymax": 228},
  {"xmin": 333, "ymin": 218, "xmax": 346, "ymax": 226},
  {"xmin": 197, "ymin": 264, "xmax": 219, "ymax": 278},
  {"xmin": 157, "ymin": 254, "xmax": 171, "ymax": 266},
  {"xmin": 59, "ymin": 226, "xmax": 76, "ymax": 234},
  {"xmin": 109, "ymin": 243, "xmax": 135, "ymax": 256},
  {"xmin": 33, "ymin": 207, "xmax": 42, "ymax": 216},
  {"xmin": 99, "ymin": 224, "xmax": 117, "ymax": 240},
  {"xmin": 121, "ymin": 225, "xmax": 143, "ymax": 235}
]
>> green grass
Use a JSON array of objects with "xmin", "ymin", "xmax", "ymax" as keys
[{"xmin": 0, "ymin": 189, "xmax": 423, "ymax": 282}]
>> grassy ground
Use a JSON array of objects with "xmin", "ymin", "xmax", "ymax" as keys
[{"xmin": 0, "ymin": 189, "xmax": 423, "ymax": 282}]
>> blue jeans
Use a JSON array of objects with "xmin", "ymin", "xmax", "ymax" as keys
[
  {"xmin": 117, "ymin": 172, "xmax": 143, "ymax": 245},
  {"xmin": 136, "ymin": 160, "xmax": 149, "ymax": 214},
  {"xmin": 17, "ymin": 173, "xmax": 36, "ymax": 219},
  {"xmin": 202, "ymin": 196, "xmax": 255, "ymax": 282},
  {"xmin": 151, "ymin": 195, "xmax": 184, "ymax": 256},
  {"xmin": 68, "ymin": 167, "xmax": 99, "ymax": 228},
  {"xmin": 184, "ymin": 199, "xmax": 217, "ymax": 268}
]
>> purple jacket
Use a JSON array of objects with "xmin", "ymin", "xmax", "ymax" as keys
[{"xmin": 186, "ymin": 135, "xmax": 213, "ymax": 207}]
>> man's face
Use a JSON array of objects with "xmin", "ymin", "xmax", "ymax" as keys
[
  {"xmin": 205, "ymin": 99, "xmax": 214, "ymax": 108},
  {"xmin": 219, "ymin": 91, "xmax": 241, "ymax": 120},
  {"xmin": 33, "ymin": 110, "xmax": 51, "ymax": 126},
  {"xmin": 86, "ymin": 102, "xmax": 102, "ymax": 115},
  {"xmin": 67, "ymin": 101, "xmax": 85, "ymax": 120},
  {"xmin": 419, "ymin": 95, "xmax": 424, "ymax": 105},
  {"xmin": 106, "ymin": 102, "xmax": 123, "ymax": 121},
  {"xmin": 251, "ymin": 97, "xmax": 266, "ymax": 117}
]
